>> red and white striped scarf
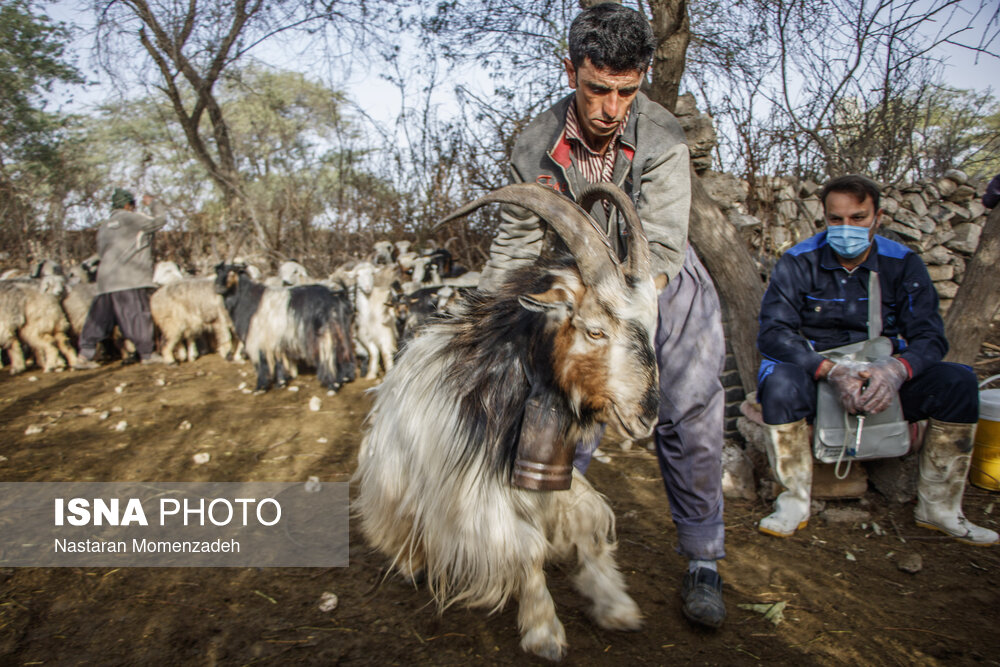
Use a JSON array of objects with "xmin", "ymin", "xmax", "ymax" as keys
[{"xmin": 564, "ymin": 101, "xmax": 631, "ymax": 184}]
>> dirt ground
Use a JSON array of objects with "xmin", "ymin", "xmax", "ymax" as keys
[{"xmin": 1, "ymin": 343, "xmax": 999, "ymax": 666}]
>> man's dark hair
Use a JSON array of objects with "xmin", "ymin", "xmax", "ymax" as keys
[
  {"xmin": 568, "ymin": 3, "xmax": 655, "ymax": 72},
  {"xmin": 820, "ymin": 174, "xmax": 881, "ymax": 212}
]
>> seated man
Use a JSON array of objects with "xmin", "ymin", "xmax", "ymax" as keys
[{"xmin": 755, "ymin": 174, "xmax": 996, "ymax": 545}]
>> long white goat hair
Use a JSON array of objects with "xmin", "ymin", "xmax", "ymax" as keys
[
  {"xmin": 356, "ymin": 319, "xmax": 622, "ymax": 608},
  {"xmin": 355, "ymin": 183, "xmax": 658, "ymax": 662},
  {"xmin": 244, "ymin": 287, "xmax": 294, "ymax": 377}
]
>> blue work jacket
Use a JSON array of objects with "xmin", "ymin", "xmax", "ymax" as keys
[{"xmin": 757, "ymin": 231, "xmax": 947, "ymax": 383}]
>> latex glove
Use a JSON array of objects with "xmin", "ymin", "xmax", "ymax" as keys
[
  {"xmin": 858, "ymin": 357, "xmax": 908, "ymax": 415},
  {"xmin": 826, "ymin": 360, "xmax": 870, "ymax": 414}
]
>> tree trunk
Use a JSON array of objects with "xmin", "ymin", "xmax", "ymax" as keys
[
  {"xmin": 648, "ymin": 0, "xmax": 689, "ymax": 114},
  {"xmin": 643, "ymin": 0, "xmax": 763, "ymax": 392},
  {"xmin": 944, "ymin": 204, "xmax": 1000, "ymax": 365},
  {"xmin": 687, "ymin": 167, "xmax": 764, "ymax": 393}
]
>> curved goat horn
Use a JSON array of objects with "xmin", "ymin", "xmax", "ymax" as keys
[
  {"xmin": 577, "ymin": 183, "xmax": 652, "ymax": 284},
  {"xmin": 437, "ymin": 183, "xmax": 620, "ymax": 287}
]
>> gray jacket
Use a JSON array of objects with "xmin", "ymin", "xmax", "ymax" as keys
[
  {"xmin": 479, "ymin": 91, "xmax": 691, "ymax": 291},
  {"xmin": 96, "ymin": 202, "xmax": 167, "ymax": 294}
]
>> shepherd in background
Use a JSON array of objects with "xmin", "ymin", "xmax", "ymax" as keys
[{"xmin": 74, "ymin": 188, "xmax": 166, "ymax": 369}]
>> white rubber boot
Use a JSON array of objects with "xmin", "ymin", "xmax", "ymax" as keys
[
  {"xmin": 915, "ymin": 419, "xmax": 998, "ymax": 546},
  {"xmin": 759, "ymin": 419, "xmax": 813, "ymax": 538}
]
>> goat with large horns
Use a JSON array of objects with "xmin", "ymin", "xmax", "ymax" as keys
[{"xmin": 354, "ymin": 182, "xmax": 659, "ymax": 661}]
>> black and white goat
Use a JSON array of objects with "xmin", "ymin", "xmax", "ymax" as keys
[
  {"xmin": 278, "ymin": 260, "xmax": 311, "ymax": 286},
  {"xmin": 355, "ymin": 183, "xmax": 659, "ymax": 661},
  {"xmin": 425, "ymin": 246, "xmax": 471, "ymax": 281},
  {"xmin": 214, "ymin": 264, "xmax": 355, "ymax": 391},
  {"xmin": 391, "ymin": 285, "xmax": 444, "ymax": 349}
]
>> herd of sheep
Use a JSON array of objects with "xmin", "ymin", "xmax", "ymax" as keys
[{"xmin": 0, "ymin": 241, "xmax": 479, "ymax": 388}]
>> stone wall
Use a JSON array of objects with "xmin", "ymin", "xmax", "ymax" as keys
[
  {"xmin": 674, "ymin": 93, "xmax": 717, "ymax": 174},
  {"xmin": 701, "ymin": 168, "xmax": 992, "ymax": 318}
]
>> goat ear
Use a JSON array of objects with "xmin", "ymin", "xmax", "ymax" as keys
[{"xmin": 519, "ymin": 288, "xmax": 572, "ymax": 313}]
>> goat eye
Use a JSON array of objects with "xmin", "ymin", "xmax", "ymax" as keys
[{"xmin": 587, "ymin": 329, "xmax": 605, "ymax": 340}]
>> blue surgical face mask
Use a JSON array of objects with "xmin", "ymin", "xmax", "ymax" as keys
[{"xmin": 827, "ymin": 224, "xmax": 872, "ymax": 258}]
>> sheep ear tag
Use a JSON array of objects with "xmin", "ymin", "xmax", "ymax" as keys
[{"xmin": 518, "ymin": 288, "xmax": 572, "ymax": 313}]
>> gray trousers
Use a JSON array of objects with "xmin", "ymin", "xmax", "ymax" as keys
[
  {"xmin": 78, "ymin": 288, "xmax": 156, "ymax": 360},
  {"xmin": 575, "ymin": 246, "xmax": 726, "ymax": 560}
]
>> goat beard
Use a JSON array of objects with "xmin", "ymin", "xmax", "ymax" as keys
[{"xmin": 610, "ymin": 402, "xmax": 643, "ymax": 440}]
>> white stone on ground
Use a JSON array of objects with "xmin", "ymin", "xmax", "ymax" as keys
[{"xmin": 318, "ymin": 592, "xmax": 338, "ymax": 612}]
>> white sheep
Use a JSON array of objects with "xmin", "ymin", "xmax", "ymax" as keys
[
  {"xmin": 66, "ymin": 256, "xmax": 99, "ymax": 286},
  {"xmin": 150, "ymin": 278, "xmax": 234, "ymax": 364},
  {"xmin": 350, "ymin": 262, "xmax": 398, "ymax": 380},
  {"xmin": 61, "ymin": 281, "xmax": 97, "ymax": 339},
  {"xmin": 153, "ymin": 261, "xmax": 186, "ymax": 286},
  {"xmin": 0, "ymin": 281, "xmax": 78, "ymax": 373}
]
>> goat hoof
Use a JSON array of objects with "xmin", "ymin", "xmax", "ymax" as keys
[
  {"xmin": 592, "ymin": 595, "xmax": 643, "ymax": 631},
  {"xmin": 400, "ymin": 567, "xmax": 425, "ymax": 587},
  {"xmin": 520, "ymin": 620, "xmax": 567, "ymax": 662}
]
